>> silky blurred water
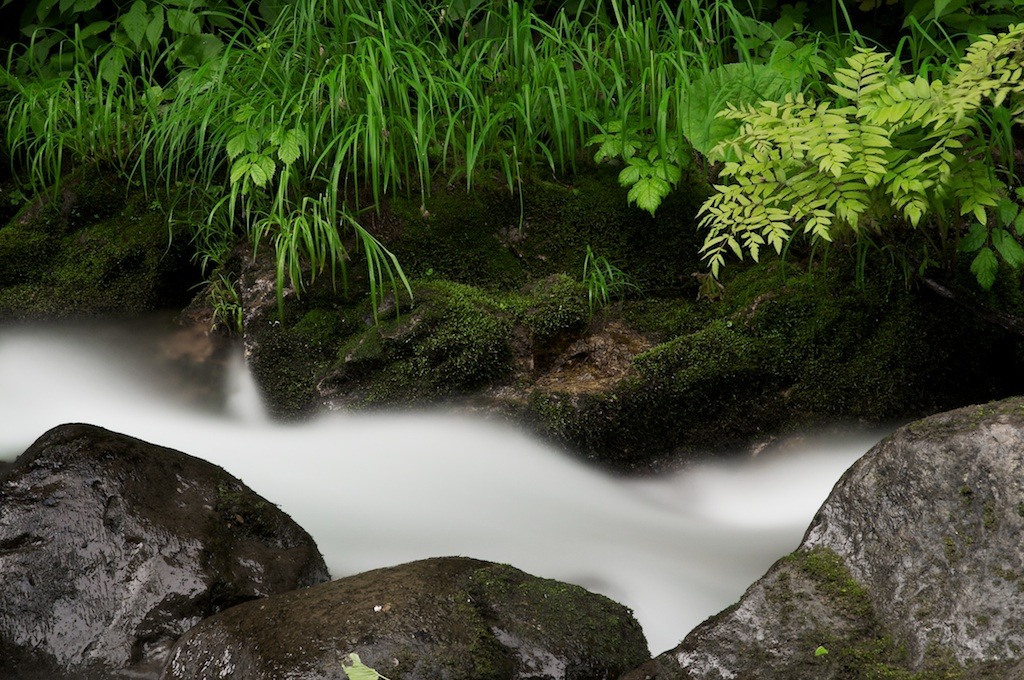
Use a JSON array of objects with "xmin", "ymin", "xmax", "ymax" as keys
[{"xmin": 0, "ymin": 320, "xmax": 884, "ymax": 654}]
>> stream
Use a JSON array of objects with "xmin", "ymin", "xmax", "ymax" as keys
[{"xmin": 0, "ymin": 319, "xmax": 887, "ymax": 655}]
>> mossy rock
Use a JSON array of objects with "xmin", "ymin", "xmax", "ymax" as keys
[
  {"xmin": 313, "ymin": 275, "xmax": 589, "ymax": 409},
  {"xmin": 635, "ymin": 400, "xmax": 1024, "ymax": 678},
  {"xmin": 162, "ymin": 557, "xmax": 650, "ymax": 680},
  {"xmin": 384, "ymin": 165, "xmax": 710, "ymax": 295},
  {"xmin": 0, "ymin": 169, "xmax": 200, "ymax": 319},
  {"xmin": 526, "ymin": 258, "xmax": 1024, "ymax": 470}
]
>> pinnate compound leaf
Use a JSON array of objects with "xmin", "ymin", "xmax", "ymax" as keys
[
  {"xmin": 971, "ymin": 247, "xmax": 998, "ymax": 289},
  {"xmin": 992, "ymin": 228, "xmax": 1024, "ymax": 268}
]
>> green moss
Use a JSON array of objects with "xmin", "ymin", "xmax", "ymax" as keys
[
  {"xmin": 0, "ymin": 175, "xmax": 199, "ymax": 318},
  {"xmin": 787, "ymin": 547, "xmax": 873, "ymax": 622},
  {"xmin": 960, "ymin": 486, "xmax": 974, "ymax": 506},
  {"xmin": 983, "ymin": 503, "xmax": 996, "ymax": 530},
  {"xmin": 465, "ymin": 563, "xmax": 648, "ymax": 676},
  {"xmin": 781, "ymin": 547, "xmax": 967, "ymax": 680}
]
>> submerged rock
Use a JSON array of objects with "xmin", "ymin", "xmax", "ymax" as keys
[
  {"xmin": 631, "ymin": 397, "xmax": 1024, "ymax": 679},
  {"xmin": 161, "ymin": 556, "xmax": 649, "ymax": 680},
  {"xmin": 0, "ymin": 423, "xmax": 329, "ymax": 679}
]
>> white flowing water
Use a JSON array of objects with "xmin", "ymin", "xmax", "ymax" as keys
[{"xmin": 0, "ymin": 321, "xmax": 885, "ymax": 655}]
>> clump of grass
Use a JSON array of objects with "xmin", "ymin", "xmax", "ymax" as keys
[{"xmin": 0, "ymin": 0, "xmax": 835, "ymax": 315}]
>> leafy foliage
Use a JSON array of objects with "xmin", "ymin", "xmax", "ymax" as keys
[{"xmin": 698, "ymin": 24, "xmax": 1024, "ymax": 289}]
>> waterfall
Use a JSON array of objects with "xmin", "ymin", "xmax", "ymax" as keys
[{"xmin": 0, "ymin": 321, "xmax": 880, "ymax": 654}]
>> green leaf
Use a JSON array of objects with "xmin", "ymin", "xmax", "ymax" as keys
[
  {"xmin": 120, "ymin": 1, "xmax": 149, "ymax": 49},
  {"xmin": 627, "ymin": 177, "xmax": 670, "ymax": 215},
  {"xmin": 682, "ymin": 63, "xmax": 796, "ymax": 158},
  {"xmin": 618, "ymin": 164, "xmax": 642, "ymax": 186},
  {"xmin": 960, "ymin": 222, "xmax": 988, "ymax": 252},
  {"xmin": 226, "ymin": 133, "xmax": 249, "ymax": 159},
  {"xmin": 174, "ymin": 33, "xmax": 223, "ymax": 68},
  {"xmin": 971, "ymin": 247, "xmax": 998, "ymax": 289},
  {"xmin": 992, "ymin": 228, "xmax": 1024, "ymax": 268},
  {"xmin": 814, "ymin": 646, "xmax": 829, "ymax": 657},
  {"xmin": 146, "ymin": 5, "xmax": 164, "ymax": 47},
  {"xmin": 78, "ymin": 20, "xmax": 112, "ymax": 41},
  {"xmin": 251, "ymin": 154, "xmax": 276, "ymax": 187},
  {"xmin": 36, "ymin": 0, "xmax": 58, "ymax": 22},
  {"xmin": 997, "ymin": 198, "xmax": 1019, "ymax": 226},
  {"xmin": 1014, "ymin": 210, "xmax": 1024, "ymax": 236},
  {"xmin": 342, "ymin": 653, "xmax": 384, "ymax": 680},
  {"xmin": 167, "ymin": 8, "xmax": 201, "ymax": 35},
  {"xmin": 74, "ymin": 0, "xmax": 101, "ymax": 10},
  {"xmin": 278, "ymin": 128, "xmax": 305, "ymax": 165},
  {"xmin": 98, "ymin": 45, "xmax": 126, "ymax": 84}
]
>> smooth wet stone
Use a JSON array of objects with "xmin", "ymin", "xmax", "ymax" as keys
[
  {"xmin": 161, "ymin": 556, "xmax": 649, "ymax": 680},
  {"xmin": 629, "ymin": 398, "xmax": 1024, "ymax": 679},
  {"xmin": 0, "ymin": 423, "xmax": 329, "ymax": 679}
]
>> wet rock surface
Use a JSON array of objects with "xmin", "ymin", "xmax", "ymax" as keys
[
  {"xmin": 630, "ymin": 397, "xmax": 1024, "ymax": 679},
  {"xmin": 161, "ymin": 556, "xmax": 649, "ymax": 680},
  {"xmin": 0, "ymin": 423, "xmax": 329, "ymax": 679}
]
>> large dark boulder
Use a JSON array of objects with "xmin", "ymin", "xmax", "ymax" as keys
[
  {"xmin": 161, "ymin": 556, "xmax": 650, "ymax": 680},
  {"xmin": 630, "ymin": 397, "xmax": 1024, "ymax": 679},
  {"xmin": 0, "ymin": 423, "xmax": 329, "ymax": 679}
]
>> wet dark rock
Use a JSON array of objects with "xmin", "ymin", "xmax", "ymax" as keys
[
  {"xmin": 0, "ymin": 423, "xmax": 329, "ymax": 680},
  {"xmin": 631, "ymin": 397, "xmax": 1024, "ymax": 679},
  {"xmin": 162, "ymin": 556, "xmax": 649, "ymax": 680}
]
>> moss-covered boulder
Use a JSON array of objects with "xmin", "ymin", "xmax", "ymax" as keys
[
  {"xmin": 0, "ymin": 423, "xmax": 329, "ymax": 680},
  {"xmin": 0, "ymin": 169, "xmax": 200, "ymax": 319},
  {"xmin": 526, "ymin": 262, "xmax": 1024, "ymax": 469},
  {"xmin": 628, "ymin": 398, "xmax": 1024, "ymax": 679},
  {"xmin": 161, "ymin": 556, "xmax": 650, "ymax": 680}
]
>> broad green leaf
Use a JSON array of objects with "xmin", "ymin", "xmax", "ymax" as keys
[
  {"xmin": 342, "ymin": 653, "xmax": 384, "ymax": 680},
  {"xmin": 681, "ymin": 63, "xmax": 796, "ymax": 158},
  {"xmin": 226, "ymin": 133, "xmax": 248, "ymax": 159},
  {"xmin": 146, "ymin": 6, "xmax": 164, "ymax": 47},
  {"xmin": 992, "ymin": 228, "xmax": 1024, "ymax": 268},
  {"xmin": 77, "ymin": 20, "xmax": 112, "ymax": 40},
  {"xmin": 628, "ymin": 177, "xmax": 670, "ymax": 215},
  {"xmin": 970, "ymin": 247, "xmax": 998, "ymax": 289},
  {"xmin": 36, "ymin": 0, "xmax": 58, "ymax": 22},
  {"xmin": 1014, "ymin": 210, "xmax": 1024, "ymax": 236},
  {"xmin": 175, "ymin": 33, "xmax": 223, "ymax": 68},
  {"xmin": 278, "ymin": 128, "xmax": 305, "ymax": 165},
  {"xmin": 229, "ymin": 158, "xmax": 252, "ymax": 186},
  {"xmin": 74, "ymin": 0, "xmax": 101, "ymax": 10},
  {"xmin": 120, "ymin": 1, "xmax": 150, "ymax": 49},
  {"xmin": 167, "ymin": 8, "xmax": 200, "ymax": 35},
  {"xmin": 98, "ymin": 45, "xmax": 126, "ymax": 84},
  {"xmin": 997, "ymin": 198, "xmax": 1019, "ymax": 226},
  {"xmin": 251, "ymin": 155, "xmax": 276, "ymax": 187},
  {"xmin": 960, "ymin": 222, "xmax": 988, "ymax": 252},
  {"xmin": 618, "ymin": 164, "xmax": 641, "ymax": 186}
]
